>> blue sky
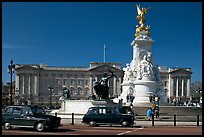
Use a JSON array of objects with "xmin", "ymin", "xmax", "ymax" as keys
[{"xmin": 2, "ymin": 2, "xmax": 202, "ymax": 84}]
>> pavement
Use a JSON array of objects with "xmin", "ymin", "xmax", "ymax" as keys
[
  {"xmin": 60, "ymin": 118, "xmax": 202, "ymax": 127},
  {"xmin": 135, "ymin": 121, "xmax": 202, "ymax": 127}
]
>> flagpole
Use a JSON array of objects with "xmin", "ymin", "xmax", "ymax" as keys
[{"xmin": 104, "ymin": 44, "xmax": 106, "ymax": 62}]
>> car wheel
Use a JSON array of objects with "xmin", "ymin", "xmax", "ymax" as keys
[
  {"xmin": 89, "ymin": 121, "xmax": 96, "ymax": 127},
  {"xmin": 121, "ymin": 121, "xmax": 130, "ymax": 127},
  {"xmin": 35, "ymin": 122, "xmax": 44, "ymax": 132},
  {"xmin": 4, "ymin": 122, "xmax": 11, "ymax": 130}
]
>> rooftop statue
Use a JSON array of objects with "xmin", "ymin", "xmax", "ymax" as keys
[{"xmin": 135, "ymin": 4, "xmax": 151, "ymax": 38}]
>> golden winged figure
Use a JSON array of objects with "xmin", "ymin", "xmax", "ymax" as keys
[
  {"xmin": 135, "ymin": 4, "xmax": 151, "ymax": 37},
  {"xmin": 136, "ymin": 4, "xmax": 150, "ymax": 25}
]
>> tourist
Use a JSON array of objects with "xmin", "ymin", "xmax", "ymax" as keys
[
  {"xmin": 151, "ymin": 102, "xmax": 156, "ymax": 113},
  {"xmin": 128, "ymin": 104, "xmax": 134, "ymax": 116},
  {"xmin": 152, "ymin": 95, "xmax": 155, "ymax": 102},
  {"xmin": 130, "ymin": 95, "xmax": 135, "ymax": 103},
  {"xmin": 126, "ymin": 95, "xmax": 130, "ymax": 102},
  {"xmin": 146, "ymin": 107, "xmax": 153, "ymax": 120},
  {"xmin": 154, "ymin": 106, "xmax": 159, "ymax": 118},
  {"xmin": 130, "ymin": 102, "xmax": 133, "ymax": 109},
  {"xmin": 173, "ymin": 98, "xmax": 176, "ymax": 106},
  {"xmin": 149, "ymin": 95, "xmax": 153, "ymax": 102},
  {"xmin": 155, "ymin": 95, "xmax": 159, "ymax": 102}
]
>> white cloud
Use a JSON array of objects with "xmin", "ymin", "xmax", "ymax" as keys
[
  {"xmin": 2, "ymin": 43, "xmax": 37, "ymax": 50},
  {"xmin": 2, "ymin": 44, "xmax": 17, "ymax": 49}
]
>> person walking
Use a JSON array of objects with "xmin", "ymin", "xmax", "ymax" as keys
[
  {"xmin": 151, "ymin": 102, "xmax": 156, "ymax": 114},
  {"xmin": 154, "ymin": 105, "xmax": 159, "ymax": 118}
]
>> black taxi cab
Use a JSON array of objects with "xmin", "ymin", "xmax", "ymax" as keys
[
  {"xmin": 2, "ymin": 105, "xmax": 62, "ymax": 132},
  {"xmin": 82, "ymin": 106, "xmax": 135, "ymax": 127}
]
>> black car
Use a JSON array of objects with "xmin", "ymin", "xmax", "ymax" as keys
[
  {"xmin": 82, "ymin": 106, "xmax": 135, "ymax": 127},
  {"xmin": 2, "ymin": 105, "xmax": 62, "ymax": 132}
]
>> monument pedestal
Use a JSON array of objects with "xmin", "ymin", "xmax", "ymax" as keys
[
  {"xmin": 50, "ymin": 99, "xmax": 121, "ymax": 118},
  {"xmin": 115, "ymin": 81, "xmax": 157, "ymax": 106}
]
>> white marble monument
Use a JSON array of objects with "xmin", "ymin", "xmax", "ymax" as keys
[{"xmin": 114, "ymin": 5, "xmax": 166, "ymax": 106}]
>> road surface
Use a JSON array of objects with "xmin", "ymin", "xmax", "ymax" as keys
[{"xmin": 2, "ymin": 125, "xmax": 202, "ymax": 135}]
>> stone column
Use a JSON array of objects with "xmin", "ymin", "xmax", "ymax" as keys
[
  {"xmin": 95, "ymin": 76, "xmax": 98, "ymax": 83},
  {"xmin": 89, "ymin": 76, "xmax": 93, "ymax": 95},
  {"xmin": 22, "ymin": 75, "xmax": 25, "ymax": 94},
  {"xmin": 14, "ymin": 74, "xmax": 20, "ymax": 105},
  {"xmin": 28, "ymin": 76, "xmax": 31, "ymax": 95},
  {"xmin": 36, "ymin": 75, "xmax": 40, "ymax": 95},
  {"xmin": 15, "ymin": 74, "xmax": 20, "ymax": 91},
  {"xmin": 187, "ymin": 78, "xmax": 191, "ymax": 97},
  {"xmin": 113, "ymin": 77, "xmax": 117, "ymax": 97},
  {"xmin": 118, "ymin": 78, "xmax": 121, "ymax": 95},
  {"xmin": 34, "ymin": 75, "xmax": 37, "ymax": 95},
  {"xmin": 169, "ymin": 74, "xmax": 173, "ymax": 97},
  {"xmin": 181, "ymin": 79, "xmax": 184, "ymax": 96},
  {"xmin": 176, "ymin": 78, "xmax": 179, "ymax": 97}
]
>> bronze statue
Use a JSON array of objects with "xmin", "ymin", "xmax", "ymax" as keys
[
  {"xmin": 93, "ymin": 69, "xmax": 116, "ymax": 100},
  {"xmin": 63, "ymin": 87, "xmax": 70, "ymax": 99}
]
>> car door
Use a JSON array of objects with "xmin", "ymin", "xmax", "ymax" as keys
[
  {"xmin": 12, "ymin": 107, "xmax": 23, "ymax": 125},
  {"xmin": 97, "ymin": 108, "xmax": 107, "ymax": 123},
  {"xmin": 105, "ymin": 108, "xmax": 121, "ymax": 124},
  {"xmin": 87, "ymin": 108, "xmax": 106, "ymax": 123},
  {"xmin": 19, "ymin": 107, "xmax": 36, "ymax": 126}
]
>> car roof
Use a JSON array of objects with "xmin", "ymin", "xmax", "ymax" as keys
[
  {"xmin": 4, "ymin": 105, "xmax": 42, "ymax": 108},
  {"xmin": 89, "ymin": 106, "xmax": 116, "ymax": 109},
  {"xmin": 5, "ymin": 105, "xmax": 26, "ymax": 108}
]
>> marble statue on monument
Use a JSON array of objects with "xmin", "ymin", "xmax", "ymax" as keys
[{"xmin": 114, "ymin": 4, "xmax": 166, "ymax": 106}]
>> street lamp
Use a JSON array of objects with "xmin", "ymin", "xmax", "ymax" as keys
[
  {"xmin": 48, "ymin": 86, "xmax": 53, "ymax": 108},
  {"xmin": 8, "ymin": 60, "xmax": 15, "ymax": 105}
]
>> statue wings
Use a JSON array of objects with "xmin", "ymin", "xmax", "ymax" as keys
[
  {"xmin": 136, "ymin": 4, "xmax": 151, "ymax": 15},
  {"xmin": 136, "ymin": 4, "xmax": 141, "ymax": 15}
]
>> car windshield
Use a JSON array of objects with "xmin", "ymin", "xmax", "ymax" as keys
[
  {"xmin": 30, "ymin": 106, "xmax": 46, "ymax": 114},
  {"xmin": 87, "ymin": 108, "xmax": 99, "ymax": 114}
]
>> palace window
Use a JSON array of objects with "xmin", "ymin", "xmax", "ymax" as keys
[
  {"xmin": 78, "ymin": 80, "xmax": 81, "ymax": 85},
  {"xmin": 85, "ymin": 80, "xmax": 88, "ymax": 86}
]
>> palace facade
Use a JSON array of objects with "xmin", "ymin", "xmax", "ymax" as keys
[{"xmin": 14, "ymin": 62, "xmax": 192, "ymax": 106}]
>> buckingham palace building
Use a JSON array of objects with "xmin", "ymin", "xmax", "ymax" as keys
[
  {"xmin": 14, "ymin": 62, "xmax": 124, "ymax": 106},
  {"xmin": 14, "ymin": 62, "xmax": 192, "ymax": 106}
]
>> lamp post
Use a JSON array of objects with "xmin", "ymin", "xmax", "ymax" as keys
[
  {"xmin": 48, "ymin": 86, "xmax": 53, "ymax": 108},
  {"xmin": 8, "ymin": 60, "xmax": 15, "ymax": 105}
]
